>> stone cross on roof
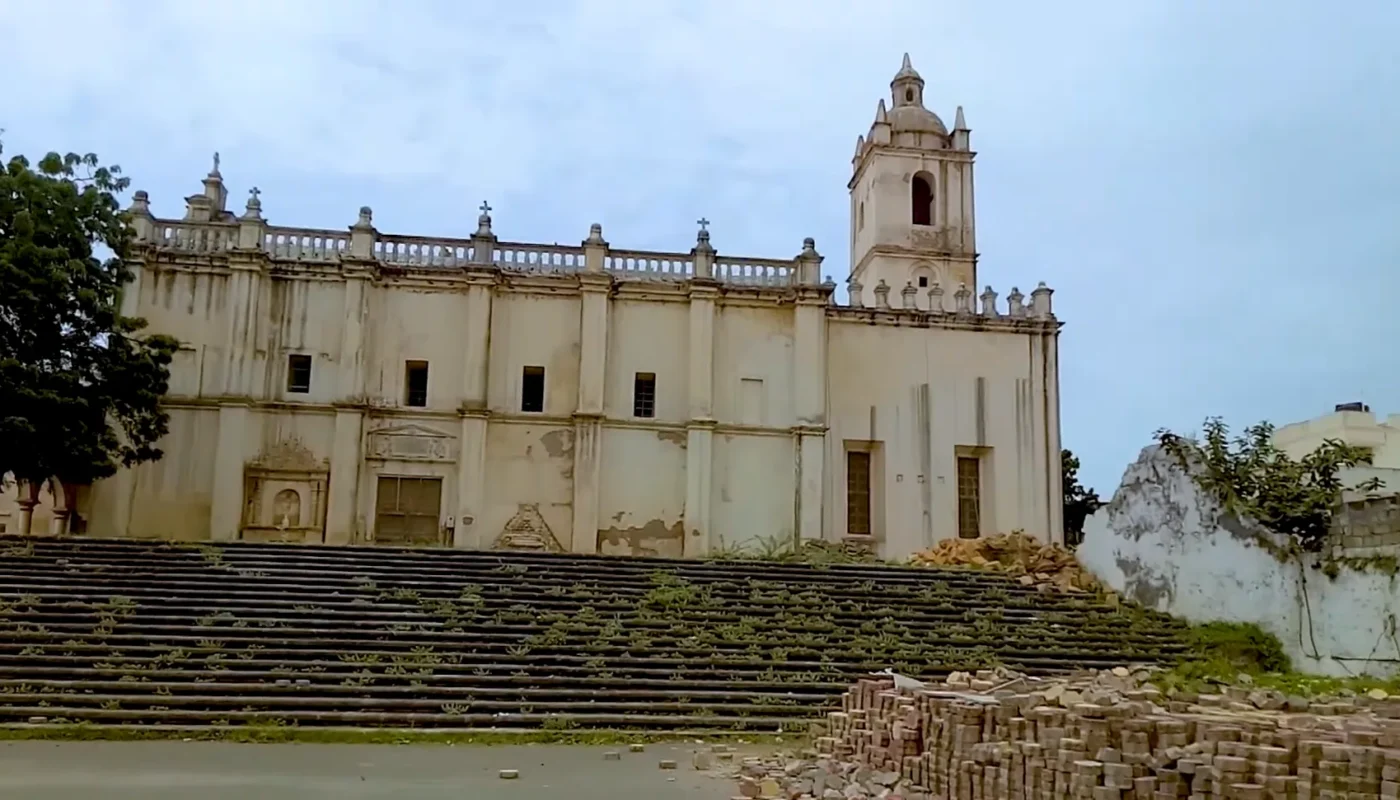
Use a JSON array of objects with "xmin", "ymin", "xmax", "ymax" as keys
[
  {"xmin": 697, "ymin": 217, "xmax": 709, "ymax": 232},
  {"xmin": 479, "ymin": 201, "xmax": 492, "ymax": 215}
]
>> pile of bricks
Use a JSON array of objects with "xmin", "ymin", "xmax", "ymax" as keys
[{"xmin": 735, "ymin": 670, "xmax": 1400, "ymax": 799}]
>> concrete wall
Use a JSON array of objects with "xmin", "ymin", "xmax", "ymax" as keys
[{"xmin": 1079, "ymin": 444, "xmax": 1400, "ymax": 678}]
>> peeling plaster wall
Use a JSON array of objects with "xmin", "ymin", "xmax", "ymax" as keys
[
  {"xmin": 482, "ymin": 423, "xmax": 575, "ymax": 551},
  {"xmin": 1080, "ymin": 445, "xmax": 1400, "ymax": 678},
  {"xmin": 598, "ymin": 428, "xmax": 687, "ymax": 557}
]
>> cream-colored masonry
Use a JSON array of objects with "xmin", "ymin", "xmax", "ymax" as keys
[{"xmin": 3, "ymin": 56, "xmax": 1065, "ymax": 557}]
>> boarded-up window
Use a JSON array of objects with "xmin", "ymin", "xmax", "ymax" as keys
[
  {"xmin": 957, "ymin": 456, "xmax": 981, "ymax": 539},
  {"xmin": 374, "ymin": 476, "xmax": 443, "ymax": 546},
  {"xmin": 739, "ymin": 378, "xmax": 764, "ymax": 426},
  {"xmin": 846, "ymin": 451, "xmax": 872, "ymax": 536}
]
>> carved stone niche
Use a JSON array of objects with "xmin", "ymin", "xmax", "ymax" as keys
[
  {"xmin": 365, "ymin": 422, "xmax": 458, "ymax": 462},
  {"xmin": 241, "ymin": 438, "xmax": 329, "ymax": 544}
]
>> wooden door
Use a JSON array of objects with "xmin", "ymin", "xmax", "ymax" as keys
[{"xmin": 374, "ymin": 476, "xmax": 444, "ymax": 546}]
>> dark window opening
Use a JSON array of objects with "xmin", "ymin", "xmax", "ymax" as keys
[
  {"xmin": 957, "ymin": 456, "xmax": 981, "ymax": 539},
  {"xmin": 404, "ymin": 361, "xmax": 429, "ymax": 407},
  {"xmin": 846, "ymin": 451, "xmax": 872, "ymax": 536},
  {"xmin": 904, "ymin": 88, "xmax": 914, "ymax": 103},
  {"xmin": 917, "ymin": 276, "xmax": 929, "ymax": 288},
  {"xmin": 521, "ymin": 366, "xmax": 545, "ymax": 413},
  {"xmin": 287, "ymin": 354, "xmax": 312, "ymax": 394},
  {"xmin": 633, "ymin": 372, "xmax": 656, "ymax": 418},
  {"xmin": 912, "ymin": 174, "xmax": 933, "ymax": 225}
]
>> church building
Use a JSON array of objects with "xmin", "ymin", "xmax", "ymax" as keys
[{"xmin": 2, "ymin": 56, "xmax": 1064, "ymax": 558}]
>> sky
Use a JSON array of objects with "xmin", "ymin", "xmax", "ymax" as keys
[{"xmin": 3, "ymin": 0, "xmax": 1397, "ymax": 496}]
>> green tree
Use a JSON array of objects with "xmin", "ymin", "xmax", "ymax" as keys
[
  {"xmin": 1156, "ymin": 417, "xmax": 1384, "ymax": 552},
  {"xmin": 0, "ymin": 141, "xmax": 178, "ymax": 490},
  {"xmin": 1061, "ymin": 449, "xmax": 1103, "ymax": 546}
]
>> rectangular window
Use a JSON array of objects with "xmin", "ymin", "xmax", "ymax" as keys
[
  {"xmin": 957, "ymin": 455, "xmax": 981, "ymax": 539},
  {"xmin": 521, "ymin": 366, "xmax": 545, "ymax": 413},
  {"xmin": 404, "ymin": 360, "xmax": 429, "ymax": 407},
  {"xmin": 633, "ymin": 372, "xmax": 656, "ymax": 418},
  {"xmin": 286, "ymin": 354, "xmax": 312, "ymax": 394},
  {"xmin": 846, "ymin": 451, "xmax": 872, "ymax": 536}
]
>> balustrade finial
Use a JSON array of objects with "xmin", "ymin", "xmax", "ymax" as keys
[
  {"xmin": 241, "ymin": 186, "xmax": 263, "ymax": 221},
  {"xmin": 476, "ymin": 201, "xmax": 494, "ymax": 238},
  {"xmin": 210, "ymin": 151, "xmax": 221, "ymax": 177}
]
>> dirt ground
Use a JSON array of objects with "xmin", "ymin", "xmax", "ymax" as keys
[{"xmin": 0, "ymin": 740, "xmax": 738, "ymax": 800}]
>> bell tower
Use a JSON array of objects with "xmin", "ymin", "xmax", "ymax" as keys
[{"xmin": 848, "ymin": 54, "xmax": 975, "ymax": 303}]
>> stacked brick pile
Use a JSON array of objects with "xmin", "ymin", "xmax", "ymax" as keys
[{"xmin": 730, "ymin": 670, "xmax": 1400, "ymax": 799}]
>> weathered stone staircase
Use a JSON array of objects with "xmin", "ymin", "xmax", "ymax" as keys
[{"xmin": 0, "ymin": 536, "xmax": 1188, "ymax": 733}]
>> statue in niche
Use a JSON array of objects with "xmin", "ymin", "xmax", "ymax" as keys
[{"xmin": 272, "ymin": 488, "xmax": 301, "ymax": 530}]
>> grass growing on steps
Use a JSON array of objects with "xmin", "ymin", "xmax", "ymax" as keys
[
  {"xmin": 1154, "ymin": 620, "xmax": 1400, "ymax": 698},
  {"xmin": 0, "ymin": 723, "xmax": 798, "ymax": 746}
]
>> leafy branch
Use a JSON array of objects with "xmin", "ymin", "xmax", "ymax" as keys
[{"xmin": 1155, "ymin": 417, "xmax": 1384, "ymax": 552}]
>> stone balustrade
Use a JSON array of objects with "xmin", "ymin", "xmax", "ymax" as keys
[
  {"xmin": 842, "ymin": 276, "xmax": 1057, "ymax": 320},
  {"xmin": 125, "ymin": 187, "xmax": 819, "ymax": 288}
]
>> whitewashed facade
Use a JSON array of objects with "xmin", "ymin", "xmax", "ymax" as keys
[{"xmin": 4, "ymin": 56, "xmax": 1064, "ymax": 558}]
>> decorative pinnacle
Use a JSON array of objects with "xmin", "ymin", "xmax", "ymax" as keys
[
  {"xmin": 209, "ymin": 152, "xmax": 221, "ymax": 177},
  {"xmin": 353, "ymin": 206, "xmax": 374, "ymax": 230},
  {"xmin": 476, "ymin": 200, "xmax": 494, "ymax": 237},
  {"xmin": 585, "ymin": 222, "xmax": 606, "ymax": 246}
]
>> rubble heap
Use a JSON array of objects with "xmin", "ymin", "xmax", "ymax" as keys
[
  {"xmin": 909, "ymin": 533, "xmax": 1104, "ymax": 593},
  {"xmin": 728, "ymin": 668, "xmax": 1400, "ymax": 799}
]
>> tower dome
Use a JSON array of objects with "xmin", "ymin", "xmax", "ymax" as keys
[{"xmin": 887, "ymin": 54, "xmax": 946, "ymax": 135}]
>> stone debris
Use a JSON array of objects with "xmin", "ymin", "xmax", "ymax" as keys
[
  {"xmin": 659, "ymin": 759, "xmax": 678, "ymax": 770},
  {"xmin": 498, "ymin": 769, "xmax": 519, "ymax": 780},
  {"xmin": 908, "ymin": 532, "xmax": 1104, "ymax": 594},
  {"xmin": 604, "ymin": 751, "xmax": 622, "ymax": 761},
  {"xmin": 721, "ymin": 668, "xmax": 1400, "ymax": 799},
  {"xmin": 629, "ymin": 743, "xmax": 646, "ymax": 752}
]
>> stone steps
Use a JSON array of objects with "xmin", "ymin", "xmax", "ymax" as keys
[{"xmin": 0, "ymin": 536, "xmax": 1189, "ymax": 733}]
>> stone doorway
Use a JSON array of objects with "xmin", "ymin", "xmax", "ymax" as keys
[{"xmin": 373, "ymin": 476, "xmax": 444, "ymax": 546}]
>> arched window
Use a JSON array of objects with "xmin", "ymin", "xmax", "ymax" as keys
[{"xmin": 911, "ymin": 172, "xmax": 934, "ymax": 226}]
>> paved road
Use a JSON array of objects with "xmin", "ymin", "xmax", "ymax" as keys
[{"xmin": 0, "ymin": 740, "xmax": 739, "ymax": 800}]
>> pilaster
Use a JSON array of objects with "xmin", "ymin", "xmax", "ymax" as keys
[
  {"xmin": 794, "ymin": 278, "xmax": 829, "ymax": 541},
  {"xmin": 1027, "ymin": 332, "xmax": 1049, "ymax": 542},
  {"xmin": 684, "ymin": 277, "xmax": 719, "ymax": 552},
  {"xmin": 571, "ymin": 270, "xmax": 612, "ymax": 553},
  {"xmin": 325, "ymin": 409, "xmax": 363, "ymax": 545},
  {"xmin": 209, "ymin": 402, "xmax": 250, "ymax": 541},
  {"xmin": 683, "ymin": 421, "xmax": 715, "ymax": 556},
  {"xmin": 455, "ymin": 268, "xmax": 495, "ymax": 549},
  {"xmin": 1044, "ymin": 330, "xmax": 1064, "ymax": 545},
  {"xmin": 570, "ymin": 414, "xmax": 604, "ymax": 554},
  {"xmin": 455, "ymin": 412, "xmax": 490, "ymax": 548}
]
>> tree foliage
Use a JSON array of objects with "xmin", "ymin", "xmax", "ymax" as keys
[
  {"xmin": 0, "ymin": 140, "xmax": 178, "ymax": 488},
  {"xmin": 1155, "ymin": 417, "xmax": 1384, "ymax": 552},
  {"xmin": 1061, "ymin": 449, "xmax": 1103, "ymax": 546}
]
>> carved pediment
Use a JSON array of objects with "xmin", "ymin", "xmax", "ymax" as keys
[
  {"xmin": 365, "ymin": 423, "xmax": 457, "ymax": 462},
  {"xmin": 493, "ymin": 504, "xmax": 564, "ymax": 552},
  {"xmin": 248, "ymin": 437, "xmax": 328, "ymax": 474}
]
